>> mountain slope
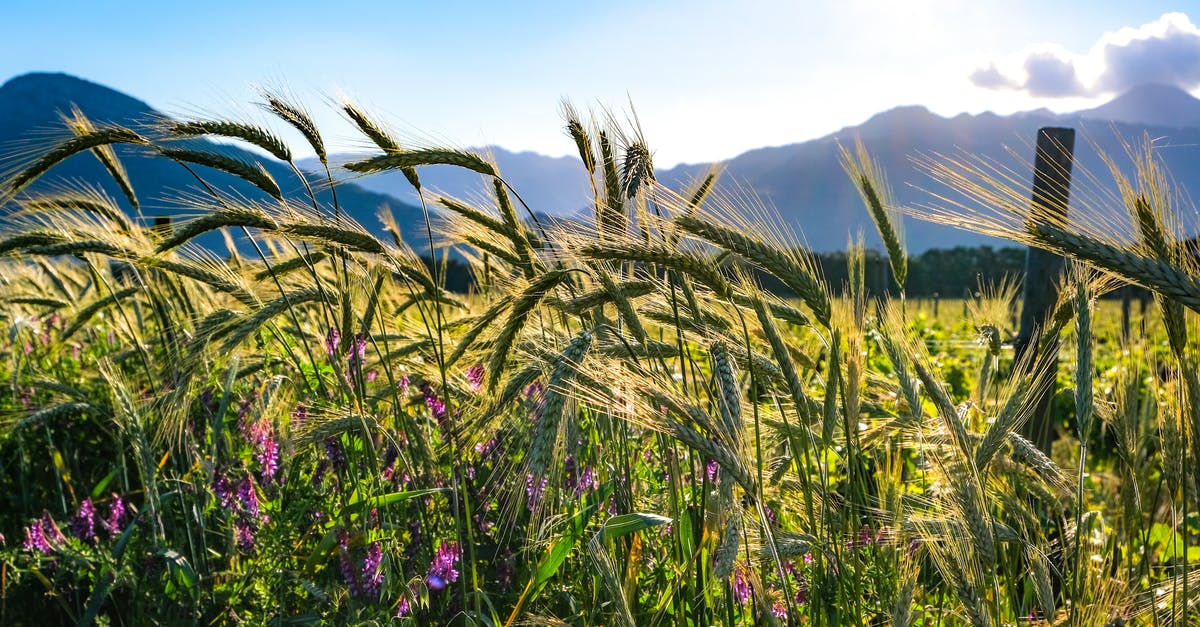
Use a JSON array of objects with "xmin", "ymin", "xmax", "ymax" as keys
[
  {"xmin": 1079, "ymin": 83, "xmax": 1200, "ymax": 129},
  {"xmin": 0, "ymin": 73, "xmax": 427, "ymax": 250}
]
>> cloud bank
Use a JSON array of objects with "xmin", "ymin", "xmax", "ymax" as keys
[{"xmin": 972, "ymin": 12, "xmax": 1200, "ymax": 98}]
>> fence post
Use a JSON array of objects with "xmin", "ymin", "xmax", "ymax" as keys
[{"xmin": 1014, "ymin": 127, "xmax": 1075, "ymax": 453}]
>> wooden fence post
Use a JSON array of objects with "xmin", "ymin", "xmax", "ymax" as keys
[{"xmin": 1015, "ymin": 127, "xmax": 1075, "ymax": 453}]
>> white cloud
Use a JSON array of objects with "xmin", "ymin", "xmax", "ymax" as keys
[{"xmin": 971, "ymin": 12, "xmax": 1200, "ymax": 98}]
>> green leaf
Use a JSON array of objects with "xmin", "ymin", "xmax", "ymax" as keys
[
  {"xmin": 600, "ymin": 512, "xmax": 672, "ymax": 542},
  {"xmin": 157, "ymin": 549, "xmax": 198, "ymax": 594},
  {"xmin": 343, "ymin": 488, "xmax": 445, "ymax": 516},
  {"xmin": 90, "ymin": 468, "xmax": 120, "ymax": 500}
]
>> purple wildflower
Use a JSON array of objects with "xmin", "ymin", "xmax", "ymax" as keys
[
  {"xmin": 338, "ymin": 530, "xmax": 361, "ymax": 596},
  {"xmin": 771, "ymin": 601, "xmax": 787, "ymax": 618},
  {"xmin": 524, "ymin": 381, "xmax": 544, "ymax": 400},
  {"xmin": 474, "ymin": 437, "xmax": 499, "ymax": 459},
  {"xmin": 398, "ymin": 374, "xmax": 411, "ymax": 396},
  {"xmin": 241, "ymin": 414, "xmax": 280, "ymax": 483},
  {"xmin": 426, "ymin": 540, "xmax": 460, "ymax": 591},
  {"xmin": 291, "ymin": 404, "xmax": 308, "ymax": 426},
  {"xmin": 465, "ymin": 364, "xmax": 484, "ymax": 391},
  {"xmin": 706, "ymin": 459, "xmax": 719, "ymax": 481},
  {"xmin": 526, "ymin": 473, "xmax": 548, "ymax": 511},
  {"xmin": 41, "ymin": 513, "xmax": 66, "ymax": 545},
  {"xmin": 236, "ymin": 475, "xmax": 261, "ymax": 521},
  {"xmin": 350, "ymin": 333, "xmax": 368, "ymax": 370},
  {"xmin": 396, "ymin": 595, "xmax": 411, "ymax": 617},
  {"xmin": 71, "ymin": 499, "xmax": 97, "ymax": 544},
  {"xmin": 361, "ymin": 542, "xmax": 384, "ymax": 599},
  {"xmin": 324, "ymin": 437, "xmax": 347, "ymax": 473},
  {"xmin": 23, "ymin": 520, "xmax": 52, "ymax": 554},
  {"xmin": 421, "ymin": 384, "xmax": 446, "ymax": 425},
  {"xmin": 213, "ymin": 473, "xmax": 234, "ymax": 509},
  {"xmin": 234, "ymin": 521, "xmax": 255, "ymax": 551},
  {"xmin": 366, "ymin": 370, "xmax": 378, "ymax": 383},
  {"xmin": 733, "ymin": 565, "xmax": 752, "ymax": 605},
  {"xmin": 325, "ymin": 327, "xmax": 340, "ymax": 357}
]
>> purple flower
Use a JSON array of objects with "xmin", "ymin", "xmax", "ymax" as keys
[
  {"xmin": 474, "ymin": 437, "xmax": 499, "ymax": 459},
  {"xmin": 398, "ymin": 375, "xmax": 411, "ymax": 396},
  {"xmin": 242, "ymin": 415, "xmax": 280, "ymax": 483},
  {"xmin": 235, "ymin": 521, "xmax": 255, "ymax": 551},
  {"xmin": 733, "ymin": 565, "xmax": 752, "ymax": 605},
  {"xmin": 22, "ymin": 519, "xmax": 52, "ymax": 554},
  {"xmin": 361, "ymin": 542, "xmax": 384, "ymax": 599},
  {"xmin": 236, "ymin": 476, "xmax": 262, "ymax": 521},
  {"xmin": 338, "ymin": 530, "xmax": 361, "ymax": 595},
  {"xmin": 771, "ymin": 601, "xmax": 787, "ymax": 618},
  {"xmin": 324, "ymin": 437, "xmax": 347, "ymax": 473},
  {"xmin": 41, "ymin": 513, "xmax": 66, "ymax": 545},
  {"xmin": 214, "ymin": 473, "xmax": 234, "ymax": 509},
  {"xmin": 465, "ymin": 364, "xmax": 484, "ymax": 391},
  {"xmin": 706, "ymin": 459, "xmax": 719, "ymax": 481},
  {"xmin": 426, "ymin": 540, "xmax": 460, "ymax": 591},
  {"xmin": 526, "ymin": 473, "xmax": 548, "ymax": 511},
  {"xmin": 71, "ymin": 499, "xmax": 97, "ymax": 544},
  {"xmin": 421, "ymin": 384, "xmax": 446, "ymax": 425},
  {"xmin": 350, "ymin": 333, "xmax": 368, "ymax": 370},
  {"xmin": 291, "ymin": 405, "xmax": 308, "ymax": 427},
  {"xmin": 396, "ymin": 595, "xmax": 411, "ymax": 617},
  {"xmin": 325, "ymin": 327, "xmax": 341, "ymax": 358}
]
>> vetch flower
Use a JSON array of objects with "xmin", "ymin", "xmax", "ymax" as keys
[
  {"xmin": 22, "ymin": 519, "xmax": 52, "ymax": 554},
  {"xmin": 325, "ymin": 327, "xmax": 341, "ymax": 357},
  {"xmin": 71, "ymin": 498, "xmax": 97, "ymax": 544},
  {"xmin": 465, "ymin": 363, "xmax": 484, "ymax": 391},
  {"xmin": 425, "ymin": 540, "xmax": 460, "ymax": 591},
  {"xmin": 361, "ymin": 542, "xmax": 384, "ymax": 599},
  {"xmin": 349, "ymin": 333, "xmax": 368, "ymax": 370},
  {"xmin": 733, "ymin": 564, "xmax": 752, "ymax": 605},
  {"xmin": 234, "ymin": 521, "xmax": 255, "ymax": 551}
]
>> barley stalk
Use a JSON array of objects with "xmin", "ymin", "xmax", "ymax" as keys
[
  {"xmin": 485, "ymin": 270, "xmax": 569, "ymax": 393},
  {"xmin": 170, "ymin": 119, "xmax": 292, "ymax": 163},
  {"xmin": 343, "ymin": 149, "xmax": 495, "ymax": 177},
  {"xmin": 527, "ymin": 331, "xmax": 594, "ymax": 481},
  {"xmin": 157, "ymin": 147, "xmax": 283, "ymax": 200},
  {"xmin": 261, "ymin": 94, "xmax": 325, "ymax": 162},
  {"xmin": 711, "ymin": 341, "xmax": 742, "ymax": 440},
  {"xmin": 7, "ymin": 125, "xmax": 148, "ymax": 195},
  {"xmin": 1034, "ymin": 224, "xmax": 1200, "ymax": 312},
  {"xmin": 579, "ymin": 242, "xmax": 732, "ymax": 299},
  {"xmin": 674, "ymin": 215, "xmax": 829, "ymax": 325},
  {"xmin": 840, "ymin": 138, "xmax": 906, "ymax": 288},
  {"xmin": 156, "ymin": 206, "xmax": 277, "ymax": 253}
]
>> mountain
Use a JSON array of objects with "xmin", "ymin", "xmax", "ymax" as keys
[
  {"xmin": 0, "ymin": 73, "xmax": 427, "ymax": 250},
  {"xmin": 1079, "ymin": 83, "xmax": 1200, "ymax": 129},
  {"xmin": 313, "ymin": 84, "xmax": 1200, "ymax": 253}
]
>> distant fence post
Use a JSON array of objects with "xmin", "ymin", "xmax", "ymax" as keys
[{"xmin": 1015, "ymin": 127, "xmax": 1075, "ymax": 453}]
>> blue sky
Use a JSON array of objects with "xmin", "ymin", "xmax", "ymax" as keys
[{"xmin": 1, "ymin": 1, "xmax": 1195, "ymax": 166}]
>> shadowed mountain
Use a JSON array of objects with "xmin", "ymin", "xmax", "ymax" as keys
[
  {"xmin": 314, "ymin": 84, "xmax": 1200, "ymax": 253},
  {"xmin": 1079, "ymin": 83, "xmax": 1200, "ymax": 129},
  {"xmin": 0, "ymin": 72, "xmax": 427, "ymax": 251}
]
